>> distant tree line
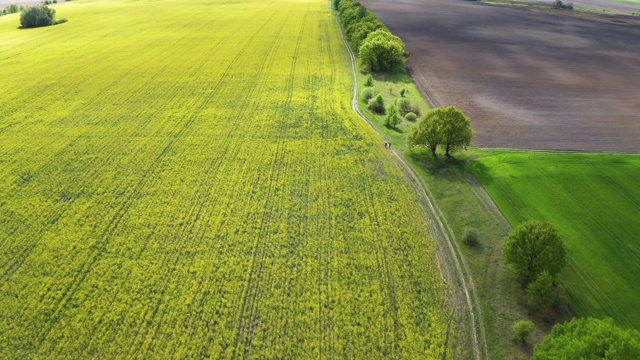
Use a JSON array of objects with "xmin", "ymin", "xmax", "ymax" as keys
[
  {"xmin": 1, "ymin": 3, "xmax": 25, "ymax": 16},
  {"xmin": 334, "ymin": 0, "xmax": 406, "ymax": 72},
  {"xmin": 1, "ymin": 1, "xmax": 59, "ymax": 16}
]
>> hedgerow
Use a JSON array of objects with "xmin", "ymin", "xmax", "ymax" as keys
[{"xmin": 334, "ymin": 0, "xmax": 406, "ymax": 72}]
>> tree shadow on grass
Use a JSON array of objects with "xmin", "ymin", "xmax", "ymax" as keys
[
  {"xmin": 466, "ymin": 157, "xmax": 494, "ymax": 186},
  {"xmin": 406, "ymin": 147, "xmax": 470, "ymax": 184},
  {"xmin": 386, "ymin": 126, "xmax": 404, "ymax": 134},
  {"xmin": 513, "ymin": 341, "xmax": 534, "ymax": 359},
  {"xmin": 360, "ymin": 69, "xmax": 412, "ymax": 85}
]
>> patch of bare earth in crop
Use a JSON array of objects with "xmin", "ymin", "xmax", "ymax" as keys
[{"xmin": 359, "ymin": 0, "xmax": 640, "ymax": 152}]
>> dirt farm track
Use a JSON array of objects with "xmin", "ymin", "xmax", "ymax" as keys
[{"xmin": 360, "ymin": 0, "xmax": 640, "ymax": 152}]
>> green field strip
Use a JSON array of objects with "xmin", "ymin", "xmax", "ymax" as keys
[{"xmin": 470, "ymin": 153, "xmax": 640, "ymax": 329}]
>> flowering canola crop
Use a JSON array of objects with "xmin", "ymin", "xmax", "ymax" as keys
[{"xmin": 0, "ymin": 0, "xmax": 460, "ymax": 357}]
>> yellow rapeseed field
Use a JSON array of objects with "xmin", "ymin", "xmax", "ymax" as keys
[{"xmin": 0, "ymin": 0, "xmax": 461, "ymax": 357}]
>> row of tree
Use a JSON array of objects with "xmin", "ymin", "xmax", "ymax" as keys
[
  {"xmin": 334, "ymin": 0, "xmax": 405, "ymax": 72},
  {"xmin": 1, "ymin": 3, "xmax": 23, "ymax": 16},
  {"xmin": 1, "ymin": 3, "xmax": 64, "ymax": 28}
]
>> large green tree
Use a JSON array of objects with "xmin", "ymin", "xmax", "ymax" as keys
[
  {"xmin": 438, "ymin": 106, "xmax": 474, "ymax": 156},
  {"xmin": 407, "ymin": 110, "xmax": 443, "ymax": 157},
  {"xmin": 358, "ymin": 29, "xmax": 405, "ymax": 72},
  {"xmin": 534, "ymin": 318, "xmax": 640, "ymax": 359},
  {"xmin": 503, "ymin": 220, "xmax": 567, "ymax": 284},
  {"xmin": 384, "ymin": 104, "xmax": 399, "ymax": 128},
  {"xmin": 407, "ymin": 106, "xmax": 474, "ymax": 157},
  {"xmin": 513, "ymin": 320, "xmax": 534, "ymax": 344}
]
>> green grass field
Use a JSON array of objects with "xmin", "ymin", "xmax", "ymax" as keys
[
  {"xmin": 470, "ymin": 152, "xmax": 640, "ymax": 329},
  {"xmin": 0, "ymin": 0, "xmax": 461, "ymax": 357}
]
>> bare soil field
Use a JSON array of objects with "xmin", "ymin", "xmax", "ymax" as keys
[
  {"xmin": 493, "ymin": 0, "xmax": 640, "ymax": 18},
  {"xmin": 359, "ymin": 0, "xmax": 640, "ymax": 152},
  {"xmin": 0, "ymin": 0, "xmax": 61, "ymax": 7}
]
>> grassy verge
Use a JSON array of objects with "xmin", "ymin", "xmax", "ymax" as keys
[{"xmin": 356, "ymin": 70, "xmax": 428, "ymax": 149}]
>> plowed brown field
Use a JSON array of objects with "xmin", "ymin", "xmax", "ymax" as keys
[{"xmin": 359, "ymin": 0, "xmax": 640, "ymax": 152}]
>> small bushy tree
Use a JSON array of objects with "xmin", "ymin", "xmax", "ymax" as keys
[
  {"xmin": 359, "ymin": 29, "xmax": 405, "ymax": 72},
  {"xmin": 513, "ymin": 320, "xmax": 535, "ymax": 344},
  {"xmin": 396, "ymin": 97, "xmax": 411, "ymax": 114},
  {"xmin": 407, "ymin": 106, "xmax": 473, "ymax": 157},
  {"xmin": 404, "ymin": 112, "xmax": 417, "ymax": 122},
  {"xmin": 364, "ymin": 73, "xmax": 374, "ymax": 87},
  {"xmin": 384, "ymin": 104, "xmax": 399, "ymax": 128},
  {"xmin": 361, "ymin": 87, "xmax": 376, "ymax": 102},
  {"xmin": 367, "ymin": 94, "xmax": 385, "ymax": 114},
  {"xmin": 526, "ymin": 270, "xmax": 557, "ymax": 309},
  {"xmin": 400, "ymin": 88, "xmax": 406, "ymax": 97}
]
